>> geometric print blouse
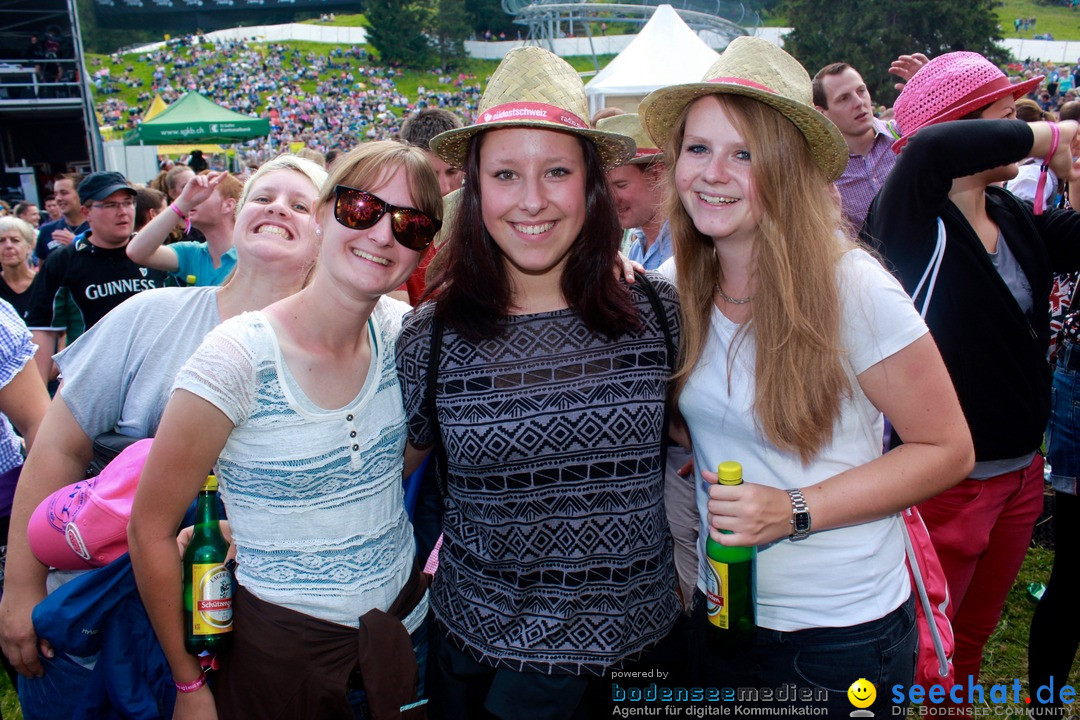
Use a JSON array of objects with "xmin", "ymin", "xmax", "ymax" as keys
[{"xmin": 396, "ymin": 276, "xmax": 682, "ymax": 675}]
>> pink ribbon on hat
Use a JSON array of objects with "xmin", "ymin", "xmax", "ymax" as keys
[
  {"xmin": 634, "ymin": 149, "xmax": 662, "ymax": 159},
  {"xmin": 478, "ymin": 101, "xmax": 588, "ymax": 130},
  {"xmin": 708, "ymin": 76, "xmax": 779, "ymax": 94}
]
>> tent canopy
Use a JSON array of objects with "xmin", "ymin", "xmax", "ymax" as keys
[
  {"xmin": 124, "ymin": 92, "xmax": 270, "ymax": 146},
  {"xmin": 585, "ymin": 4, "xmax": 725, "ymax": 115},
  {"xmin": 144, "ymin": 95, "xmax": 169, "ymax": 122}
]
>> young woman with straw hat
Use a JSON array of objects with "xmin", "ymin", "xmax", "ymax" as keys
[
  {"xmin": 638, "ymin": 37, "xmax": 973, "ymax": 714},
  {"xmin": 129, "ymin": 142, "xmax": 442, "ymax": 719},
  {"xmin": 862, "ymin": 51, "xmax": 1080, "ymax": 715},
  {"xmin": 396, "ymin": 46, "xmax": 684, "ymax": 718}
]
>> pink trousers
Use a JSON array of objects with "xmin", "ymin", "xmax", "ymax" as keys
[{"xmin": 917, "ymin": 455, "xmax": 1044, "ymax": 708}]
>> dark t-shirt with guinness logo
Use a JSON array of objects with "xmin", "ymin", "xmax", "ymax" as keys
[{"xmin": 24, "ymin": 234, "xmax": 168, "ymax": 332}]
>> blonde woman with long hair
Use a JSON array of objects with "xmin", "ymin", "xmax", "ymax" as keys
[{"xmin": 640, "ymin": 38, "xmax": 973, "ymax": 715}]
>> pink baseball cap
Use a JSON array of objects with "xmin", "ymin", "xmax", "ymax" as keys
[
  {"xmin": 892, "ymin": 51, "xmax": 1043, "ymax": 152},
  {"xmin": 28, "ymin": 438, "xmax": 152, "ymax": 570}
]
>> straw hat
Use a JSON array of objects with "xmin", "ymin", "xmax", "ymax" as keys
[
  {"xmin": 891, "ymin": 51, "xmax": 1043, "ymax": 152},
  {"xmin": 596, "ymin": 113, "xmax": 664, "ymax": 165},
  {"xmin": 638, "ymin": 36, "xmax": 847, "ymax": 182},
  {"xmin": 429, "ymin": 46, "xmax": 636, "ymax": 171}
]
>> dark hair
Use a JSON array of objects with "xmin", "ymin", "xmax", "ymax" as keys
[
  {"xmin": 55, "ymin": 173, "xmax": 84, "ymax": 191},
  {"xmin": 399, "ymin": 108, "xmax": 463, "ymax": 151},
  {"xmin": 427, "ymin": 130, "xmax": 639, "ymax": 341},
  {"xmin": 811, "ymin": 62, "xmax": 853, "ymax": 109},
  {"xmin": 134, "ymin": 186, "xmax": 167, "ymax": 230}
]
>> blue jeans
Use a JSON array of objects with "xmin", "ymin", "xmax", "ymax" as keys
[
  {"xmin": 1047, "ymin": 350, "xmax": 1080, "ymax": 495},
  {"xmin": 691, "ymin": 592, "xmax": 916, "ymax": 716}
]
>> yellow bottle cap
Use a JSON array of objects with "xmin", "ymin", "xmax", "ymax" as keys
[
  {"xmin": 202, "ymin": 475, "xmax": 218, "ymax": 492},
  {"xmin": 186, "ymin": 275, "xmax": 197, "ymax": 285},
  {"xmin": 717, "ymin": 461, "xmax": 743, "ymax": 485}
]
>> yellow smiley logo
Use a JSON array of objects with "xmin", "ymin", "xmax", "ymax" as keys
[{"xmin": 847, "ymin": 678, "xmax": 876, "ymax": 709}]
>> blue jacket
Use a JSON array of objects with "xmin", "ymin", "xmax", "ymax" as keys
[{"xmin": 32, "ymin": 554, "xmax": 175, "ymax": 719}]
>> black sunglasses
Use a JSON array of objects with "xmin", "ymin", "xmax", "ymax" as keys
[{"xmin": 332, "ymin": 185, "xmax": 441, "ymax": 252}]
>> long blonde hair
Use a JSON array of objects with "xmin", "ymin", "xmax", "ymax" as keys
[{"xmin": 667, "ymin": 94, "xmax": 853, "ymax": 464}]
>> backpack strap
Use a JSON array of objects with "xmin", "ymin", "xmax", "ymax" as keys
[
  {"xmin": 633, "ymin": 270, "xmax": 676, "ymax": 374},
  {"xmin": 424, "ymin": 310, "xmax": 447, "ymax": 496},
  {"xmin": 633, "ymin": 270, "xmax": 677, "ymax": 470}
]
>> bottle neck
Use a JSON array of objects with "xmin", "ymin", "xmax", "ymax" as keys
[{"xmin": 195, "ymin": 489, "xmax": 219, "ymax": 528}]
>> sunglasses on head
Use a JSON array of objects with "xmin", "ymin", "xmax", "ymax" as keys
[{"xmin": 332, "ymin": 185, "xmax": 441, "ymax": 252}]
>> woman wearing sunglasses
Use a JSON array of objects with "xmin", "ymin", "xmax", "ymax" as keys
[
  {"xmin": 395, "ymin": 47, "xmax": 682, "ymax": 719},
  {"xmin": 128, "ymin": 141, "xmax": 442, "ymax": 720}
]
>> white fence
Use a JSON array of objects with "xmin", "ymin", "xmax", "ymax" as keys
[{"xmin": 128, "ymin": 23, "xmax": 1080, "ymax": 66}]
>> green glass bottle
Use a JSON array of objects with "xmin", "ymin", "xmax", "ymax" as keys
[
  {"xmin": 183, "ymin": 475, "xmax": 233, "ymax": 655},
  {"xmin": 704, "ymin": 461, "xmax": 755, "ymax": 648}
]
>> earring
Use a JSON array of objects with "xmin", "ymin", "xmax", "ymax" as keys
[{"xmin": 315, "ymin": 226, "xmax": 322, "ymax": 237}]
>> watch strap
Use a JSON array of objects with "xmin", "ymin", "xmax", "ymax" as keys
[{"xmin": 786, "ymin": 487, "xmax": 811, "ymax": 541}]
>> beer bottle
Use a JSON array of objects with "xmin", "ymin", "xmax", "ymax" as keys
[
  {"xmin": 183, "ymin": 475, "xmax": 233, "ymax": 655},
  {"xmin": 704, "ymin": 461, "xmax": 755, "ymax": 648}
]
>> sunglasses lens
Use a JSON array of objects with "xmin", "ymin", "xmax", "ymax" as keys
[
  {"xmin": 392, "ymin": 210, "xmax": 438, "ymax": 251},
  {"xmin": 336, "ymin": 188, "xmax": 383, "ymax": 230}
]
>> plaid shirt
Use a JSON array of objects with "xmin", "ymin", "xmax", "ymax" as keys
[{"xmin": 836, "ymin": 119, "xmax": 898, "ymax": 232}]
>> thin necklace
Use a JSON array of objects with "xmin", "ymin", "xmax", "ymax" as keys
[{"xmin": 717, "ymin": 284, "xmax": 753, "ymax": 305}]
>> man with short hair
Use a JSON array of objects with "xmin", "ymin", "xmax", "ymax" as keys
[
  {"xmin": 25, "ymin": 172, "xmax": 167, "ymax": 380},
  {"xmin": 400, "ymin": 107, "xmax": 464, "ymax": 197},
  {"xmin": 13, "ymin": 202, "xmax": 40, "ymax": 228},
  {"xmin": 43, "ymin": 195, "xmax": 60, "ymax": 223},
  {"xmin": 596, "ymin": 113, "xmax": 672, "ymax": 269},
  {"xmin": 34, "ymin": 174, "xmax": 87, "ymax": 262},
  {"xmin": 813, "ymin": 62, "xmax": 898, "ymax": 231}
]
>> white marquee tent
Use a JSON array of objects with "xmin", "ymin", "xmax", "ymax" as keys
[{"xmin": 584, "ymin": 4, "xmax": 727, "ymax": 116}]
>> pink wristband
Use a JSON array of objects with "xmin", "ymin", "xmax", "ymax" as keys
[
  {"xmin": 174, "ymin": 671, "xmax": 207, "ymax": 694},
  {"xmin": 1035, "ymin": 123, "xmax": 1061, "ymax": 216},
  {"xmin": 169, "ymin": 203, "xmax": 192, "ymax": 234}
]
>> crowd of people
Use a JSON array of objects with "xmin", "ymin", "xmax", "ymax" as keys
[
  {"xmin": 0, "ymin": 32, "xmax": 1073, "ymax": 720},
  {"xmin": 91, "ymin": 35, "xmax": 484, "ymax": 163}
]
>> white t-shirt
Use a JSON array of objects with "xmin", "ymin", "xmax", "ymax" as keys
[
  {"xmin": 661, "ymin": 249, "xmax": 927, "ymax": 631},
  {"xmin": 173, "ymin": 296, "xmax": 425, "ymax": 630}
]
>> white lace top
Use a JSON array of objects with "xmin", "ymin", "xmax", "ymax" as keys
[{"xmin": 173, "ymin": 297, "xmax": 424, "ymax": 630}]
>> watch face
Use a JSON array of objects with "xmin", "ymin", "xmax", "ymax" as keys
[{"xmin": 794, "ymin": 513, "xmax": 811, "ymax": 533}]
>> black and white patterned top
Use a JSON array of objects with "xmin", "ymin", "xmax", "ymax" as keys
[{"xmin": 396, "ymin": 276, "xmax": 682, "ymax": 676}]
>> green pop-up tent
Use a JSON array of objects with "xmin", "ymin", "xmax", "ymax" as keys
[{"xmin": 124, "ymin": 92, "xmax": 270, "ymax": 145}]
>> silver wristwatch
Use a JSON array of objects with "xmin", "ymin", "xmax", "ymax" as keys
[{"xmin": 786, "ymin": 488, "xmax": 811, "ymax": 541}]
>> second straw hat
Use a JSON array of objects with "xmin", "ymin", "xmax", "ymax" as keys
[
  {"xmin": 429, "ymin": 46, "xmax": 636, "ymax": 171},
  {"xmin": 596, "ymin": 113, "xmax": 664, "ymax": 165},
  {"xmin": 638, "ymin": 36, "xmax": 847, "ymax": 182}
]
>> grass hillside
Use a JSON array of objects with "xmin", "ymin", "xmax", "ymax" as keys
[
  {"xmin": 996, "ymin": 0, "xmax": 1080, "ymax": 41},
  {"xmin": 87, "ymin": 23, "xmax": 613, "ymax": 140}
]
